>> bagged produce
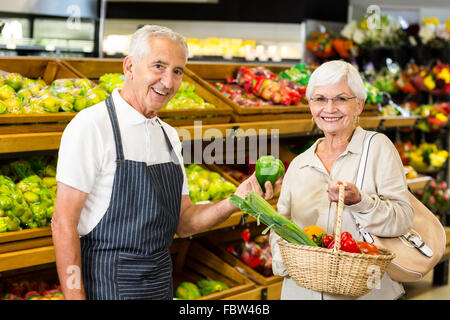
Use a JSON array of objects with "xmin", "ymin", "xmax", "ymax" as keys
[{"xmin": 185, "ymin": 164, "xmax": 236, "ymax": 204}]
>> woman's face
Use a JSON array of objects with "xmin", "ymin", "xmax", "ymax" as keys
[{"xmin": 309, "ymin": 77, "xmax": 364, "ymax": 136}]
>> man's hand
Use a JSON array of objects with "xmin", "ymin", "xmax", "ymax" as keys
[
  {"xmin": 233, "ymin": 173, "xmax": 282, "ymax": 201},
  {"xmin": 177, "ymin": 174, "xmax": 283, "ymax": 238},
  {"xmin": 327, "ymin": 180, "xmax": 361, "ymax": 205}
]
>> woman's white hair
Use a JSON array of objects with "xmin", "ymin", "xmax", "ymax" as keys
[
  {"xmin": 306, "ymin": 60, "xmax": 367, "ymax": 101},
  {"xmin": 128, "ymin": 25, "xmax": 189, "ymax": 63}
]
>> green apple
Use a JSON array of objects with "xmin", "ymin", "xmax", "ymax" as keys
[
  {"xmin": 41, "ymin": 95, "xmax": 60, "ymax": 113},
  {"xmin": 197, "ymin": 177, "xmax": 210, "ymax": 191},
  {"xmin": 187, "ymin": 170, "xmax": 200, "ymax": 184},
  {"xmin": 0, "ymin": 85, "xmax": 16, "ymax": 100},
  {"xmin": 29, "ymin": 98, "xmax": 46, "ymax": 113},
  {"xmin": 197, "ymin": 190, "xmax": 210, "ymax": 202},
  {"xmin": 0, "ymin": 100, "xmax": 7, "ymax": 114},
  {"xmin": 73, "ymin": 96, "xmax": 88, "ymax": 112},
  {"xmin": 198, "ymin": 169, "xmax": 210, "ymax": 179},
  {"xmin": 4, "ymin": 97, "xmax": 23, "ymax": 114},
  {"xmin": 208, "ymin": 172, "xmax": 222, "ymax": 181},
  {"xmin": 208, "ymin": 179, "xmax": 224, "ymax": 200},
  {"xmin": 5, "ymin": 73, "xmax": 23, "ymax": 91},
  {"xmin": 60, "ymin": 99, "xmax": 73, "ymax": 112},
  {"xmin": 74, "ymin": 79, "xmax": 92, "ymax": 90},
  {"xmin": 22, "ymin": 78, "xmax": 35, "ymax": 89},
  {"xmin": 56, "ymin": 92, "xmax": 75, "ymax": 104},
  {"xmin": 52, "ymin": 79, "xmax": 73, "ymax": 88},
  {"xmin": 188, "ymin": 184, "xmax": 201, "ymax": 204},
  {"xmin": 17, "ymin": 88, "xmax": 33, "ymax": 102}
]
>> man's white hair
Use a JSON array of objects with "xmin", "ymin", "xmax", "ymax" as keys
[
  {"xmin": 128, "ymin": 25, "xmax": 189, "ymax": 63},
  {"xmin": 306, "ymin": 60, "xmax": 367, "ymax": 101}
]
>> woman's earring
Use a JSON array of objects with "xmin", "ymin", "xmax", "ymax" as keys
[
  {"xmin": 311, "ymin": 117, "xmax": 315, "ymax": 124},
  {"xmin": 354, "ymin": 116, "xmax": 360, "ymax": 124}
]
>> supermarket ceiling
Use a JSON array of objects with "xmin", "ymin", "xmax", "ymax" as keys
[{"xmin": 105, "ymin": 0, "xmax": 349, "ymax": 23}]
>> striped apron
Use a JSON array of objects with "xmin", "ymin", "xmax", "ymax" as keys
[{"xmin": 80, "ymin": 95, "xmax": 183, "ymax": 300}]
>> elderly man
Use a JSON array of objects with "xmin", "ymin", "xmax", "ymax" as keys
[{"xmin": 52, "ymin": 25, "xmax": 279, "ymax": 300}]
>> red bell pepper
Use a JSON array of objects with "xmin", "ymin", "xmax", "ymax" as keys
[
  {"xmin": 327, "ymin": 232, "xmax": 361, "ymax": 253},
  {"xmin": 357, "ymin": 241, "xmax": 379, "ymax": 255}
]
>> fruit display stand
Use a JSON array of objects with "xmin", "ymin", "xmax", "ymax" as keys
[
  {"xmin": 186, "ymin": 61, "xmax": 313, "ymax": 122},
  {"xmin": 0, "ymin": 227, "xmax": 54, "ymax": 273},
  {"xmin": 60, "ymin": 58, "xmax": 233, "ymax": 126},
  {"xmin": 380, "ymin": 115, "xmax": 420, "ymax": 129},
  {"xmin": 0, "ymin": 57, "xmax": 80, "ymax": 135},
  {"xmin": 171, "ymin": 239, "xmax": 256, "ymax": 300},
  {"xmin": 200, "ymin": 224, "xmax": 283, "ymax": 300}
]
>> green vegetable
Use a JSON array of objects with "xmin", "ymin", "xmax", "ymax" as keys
[
  {"xmin": 175, "ymin": 282, "xmax": 202, "ymax": 300},
  {"xmin": 196, "ymin": 279, "xmax": 229, "ymax": 296},
  {"xmin": 9, "ymin": 160, "xmax": 35, "ymax": 180},
  {"xmin": 230, "ymin": 191, "xmax": 317, "ymax": 246},
  {"xmin": 0, "ymin": 195, "xmax": 13, "ymax": 210},
  {"xmin": 255, "ymin": 156, "xmax": 285, "ymax": 192}
]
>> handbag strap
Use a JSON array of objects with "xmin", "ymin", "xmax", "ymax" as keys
[
  {"xmin": 353, "ymin": 131, "xmax": 435, "ymax": 257},
  {"xmin": 351, "ymin": 131, "xmax": 378, "ymax": 243}
]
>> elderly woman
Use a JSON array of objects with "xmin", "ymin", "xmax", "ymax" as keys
[{"xmin": 269, "ymin": 60, "xmax": 414, "ymax": 300}]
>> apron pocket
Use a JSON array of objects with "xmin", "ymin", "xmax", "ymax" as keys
[{"xmin": 117, "ymin": 250, "xmax": 172, "ymax": 300}]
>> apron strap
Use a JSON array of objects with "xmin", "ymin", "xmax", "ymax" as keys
[
  {"xmin": 105, "ymin": 95, "xmax": 125, "ymax": 161},
  {"xmin": 106, "ymin": 95, "xmax": 180, "ymax": 165},
  {"xmin": 157, "ymin": 118, "xmax": 180, "ymax": 165}
]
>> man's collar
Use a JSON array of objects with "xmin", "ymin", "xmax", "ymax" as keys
[{"xmin": 111, "ymin": 88, "xmax": 161, "ymax": 126}]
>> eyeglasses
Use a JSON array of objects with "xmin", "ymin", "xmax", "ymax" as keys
[{"xmin": 310, "ymin": 96, "xmax": 357, "ymax": 106}]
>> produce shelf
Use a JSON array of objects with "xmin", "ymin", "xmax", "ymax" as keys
[
  {"xmin": 359, "ymin": 116, "xmax": 382, "ymax": 129},
  {"xmin": 60, "ymin": 58, "xmax": 234, "ymax": 126},
  {"xmin": 0, "ymin": 56, "xmax": 79, "ymax": 85},
  {"xmin": 380, "ymin": 116, "xmax": 419, "ymax": 128},
  {"xmin": 407, "ymin": 175, "xmax": 432, "ymax": 191},
  {"xmin": 0, "ymin": 132, "xmax": 62, "ymax": 154},
  {"xmin": 186, "ymin": 62, "xmax": 312, "ymax": 122},
  {"xmin": 0, "ymin": 246, "xmax": 55, "ymax": 273},
  {"xmin": 171, "ymin": 239, "xmax": 255, "ymax": 300}
]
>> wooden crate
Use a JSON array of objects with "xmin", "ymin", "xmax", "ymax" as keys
[
  {"xmin": 200, "ymin": 224, "xmax": 283, "ymax": 300},
  {"xmin": 170, "ymin": 239, "xmax": 255, "ymax": 300},
  {"xmin": 359, "ymin": 116, "xmax": 381, "ymax": 129},
  {"xmin": 186, "ymin": 62, "xmax": 312, "ymax": 122},
  {"xmin": 0, "ymin": 57, "xmax": 81, "ymax": 133},
  {"xmin": 381, "ymin": 116, "xmax": 419, "ymax": 128},
  {"xmin": 407, "ymin": 175, "xmax": 432, "ymax": 191},
  {"xmin": 60, "ymin": 58, "xmax": 233, "ymax": 126},
  {"xmin": 0, "ymin": 227, "xmax": 52, "ymax": 255}
]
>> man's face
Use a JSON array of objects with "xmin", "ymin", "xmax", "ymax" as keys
[{"xmin": 127, "ymin": 36, "xmax": 186, "ymax": 114}]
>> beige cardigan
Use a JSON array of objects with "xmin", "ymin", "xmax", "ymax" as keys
[{"xmin": 269, "ymin": 126, "xmax": 414, "ymax": 300}]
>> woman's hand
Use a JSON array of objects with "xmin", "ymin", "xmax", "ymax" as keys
[
  {"xmin": 234, "ymin": 173, "xmax": 283, "ymax": 201},
  {"xmin": 327, "ymin": 180, "xmax": 361, "ymax": 205}
]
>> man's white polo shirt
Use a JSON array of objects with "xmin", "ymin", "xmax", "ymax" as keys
[{"xmin": 56, "ymin": 89, "xmax": 189, "ymax": 236}]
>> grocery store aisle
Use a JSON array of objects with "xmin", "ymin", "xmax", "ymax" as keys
[{"xmin": 403, "ymin": 271, "xmax": 450, "ymax": 300}]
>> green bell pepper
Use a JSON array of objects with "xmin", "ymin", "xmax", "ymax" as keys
[{"xmin": 255, "ymin": 155, "xmax": 285, "ymax": 192}]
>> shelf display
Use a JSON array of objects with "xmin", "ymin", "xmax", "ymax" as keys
[
  {"xmin": 0, "ymin": 49, "xmax": 447, "ymax": 300},
  {"xmin": 1, "ymin": 279, "xmax": 63, "ymax": 300},
  {"xmin": 171, "ymin": 240, "xmax": 255, "ymax": 300},
  {"xmin": 185, "ymin": 164, "xmax": 237, "ymax": 204},
  {"xmin": 0, "ymin": 155, "xmax": 57, "ymax": 233}
]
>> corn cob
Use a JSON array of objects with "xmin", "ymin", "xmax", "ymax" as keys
[{"xmin": 230, "ymin": 191, "xmax": 317, "ymax": 246}]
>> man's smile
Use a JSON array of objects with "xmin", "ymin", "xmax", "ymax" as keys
[{"xmin": 151, "ymin": 87, "xmax": 169, "ymax": 96}]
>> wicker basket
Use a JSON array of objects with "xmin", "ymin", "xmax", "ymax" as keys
[{"xmin": 277, "ymin": 185, "xmax": 395, "ymax": 296}]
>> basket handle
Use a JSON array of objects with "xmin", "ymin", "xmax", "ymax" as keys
[{"xmin": 332, "ymin": 184, "xmax": 345, "ymax": 253}]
